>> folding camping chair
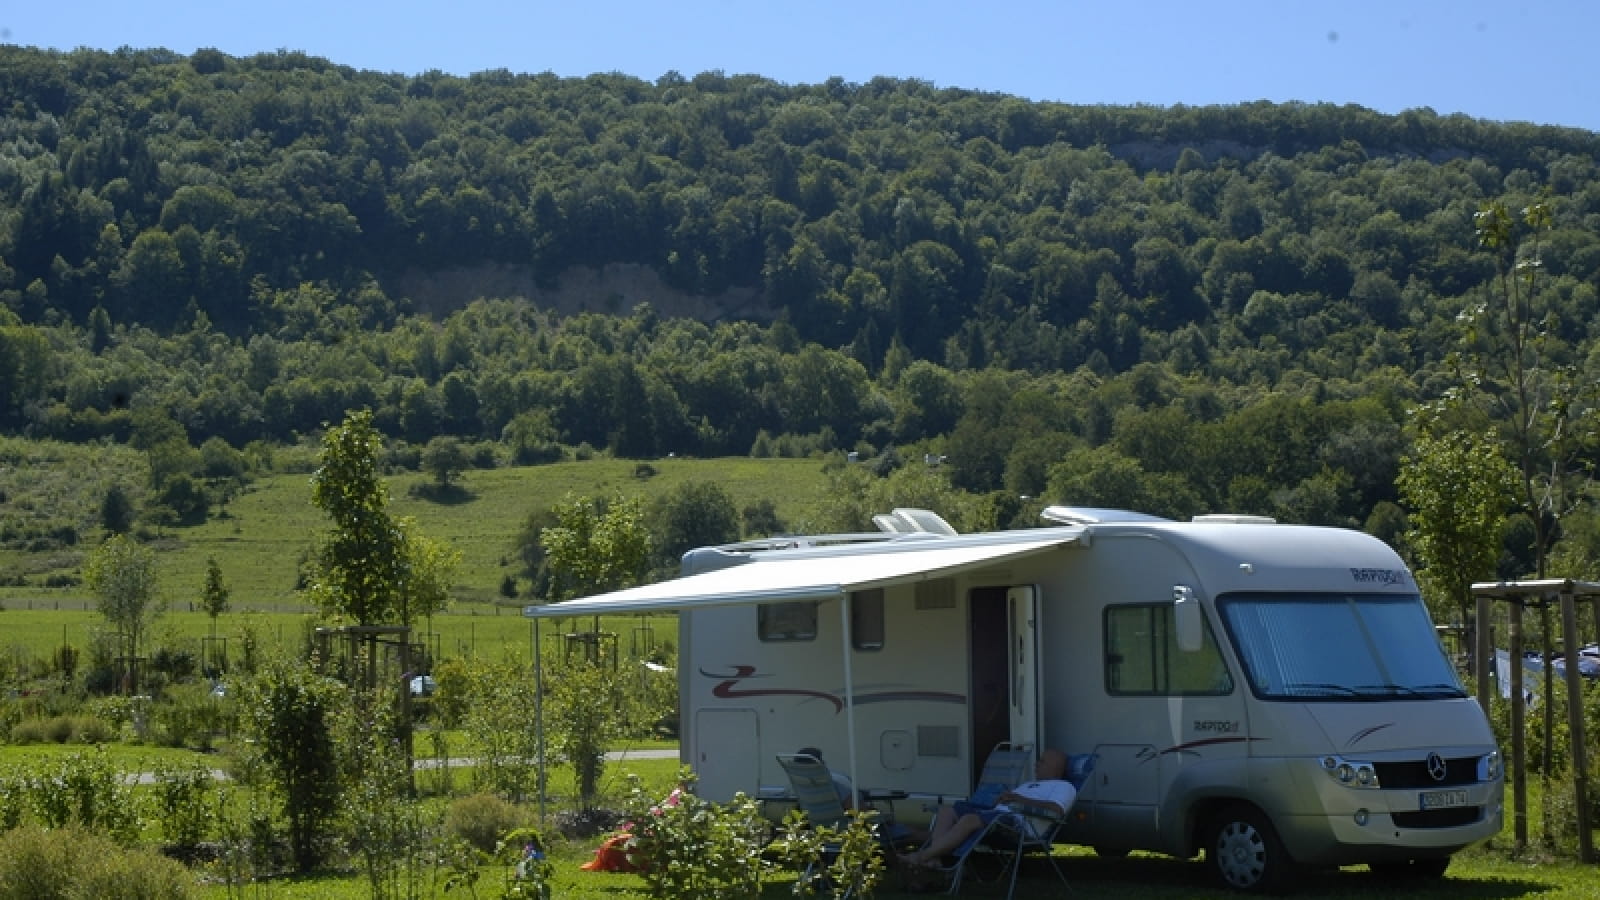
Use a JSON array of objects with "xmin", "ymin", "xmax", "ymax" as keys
[
  {"xmin": 777, "ymin": 752, "xmax": 914, "ymax": 897},
  {"xmin": 911, "ymin": 742, "xmax": 1073, "ymax": 898},
  {"xmin": 944, "ymin": 799, "xmax": 1072, "ymax": 899},
  {"xmin": 966, "ymin": 742, "xmax": 1034, "ymax": 807},
  {"xmin": 777, "ymin": 751, "xmax": 854, "ymax": 830}
]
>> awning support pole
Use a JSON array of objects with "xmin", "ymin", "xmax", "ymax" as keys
[
  {"xmin": 840, "ymin": 596, "xmax": 858, "ymax": 808},
  {"xmin": 1509, "ymin": 596, "xmax": 1526, "ymax": 851},
  {"xmin": 534, "ymin": 617, "xmax": 546, "ymax": 823},
  {"xmin": 1558, "ymin": 589, "xmax": 1594, "ymax": 862}
]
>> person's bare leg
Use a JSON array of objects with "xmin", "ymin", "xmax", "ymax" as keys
[
  {"xmin": 901, "ymin": 806, "xmax": 957, "ymax": 867},
  {"xmin": 901, "ymin": 813, "xmax": 985, "ymax": 866}
]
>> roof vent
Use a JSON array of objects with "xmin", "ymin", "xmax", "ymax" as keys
[
  {"xmin": 1191, "ymin": 514, "xmax": 1277, "ymax": 524},
  {"xmin": 873, "ymin": 513, "xmax": 915, "ymax": 534},
  {"xmin": 873, "ymin": 508, "xmax": 958, "ymax": 536}
]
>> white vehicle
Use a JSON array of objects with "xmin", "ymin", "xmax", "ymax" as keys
[{"xmin": 527, "ymin": 507, "xmax": 1503, "ymax": 891}]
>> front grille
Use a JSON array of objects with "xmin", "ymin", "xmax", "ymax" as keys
[
  {"xmin": 1374, "ymin": 756, "xmax": 1478, "ymax": 789},
  {"xmin": 1392, "ymin": 807, "xmax": 1482, "ymax": 828}
]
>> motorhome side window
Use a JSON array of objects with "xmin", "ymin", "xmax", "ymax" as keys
[
  {"xmin": 851, "ymin": 589, "xmax": 885, "ymax": 650},
  {"xmin": 759, "ymin": 601, "xmax": 818, "ymax": 641},
  {"xmin": 1104, "ymin": 604, "xmax": 1232, "ymax": 696}
]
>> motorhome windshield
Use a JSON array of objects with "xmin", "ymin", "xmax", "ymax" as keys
[{"xmin": 1219, "ymin": 592, "xmax": 1466, "ymax": 701}]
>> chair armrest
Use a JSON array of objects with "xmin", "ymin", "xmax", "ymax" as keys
[{"xmin": 1007, "ymin": 802, "xmax": 1063, "ymax": 821}]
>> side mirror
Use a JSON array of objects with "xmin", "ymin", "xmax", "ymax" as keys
[{"xmin": 1173, "ymin": 585, "xmax": 1203, "ymax": 653}]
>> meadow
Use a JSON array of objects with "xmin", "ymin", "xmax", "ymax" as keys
[{"xmin": 1, "ymin": 454, "xmax": 833, "ymax": 666}]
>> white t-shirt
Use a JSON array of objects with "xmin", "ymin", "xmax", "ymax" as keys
[{"xmin": 999, "ymin": 779, "xmax": 1077, "ymax": 835}]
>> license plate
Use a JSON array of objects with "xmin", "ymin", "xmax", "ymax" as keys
[{"xmin": 1419, "ymin": 789, "xmax": 1469, "ymax": 810}]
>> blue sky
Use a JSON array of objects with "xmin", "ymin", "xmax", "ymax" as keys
[{"xmin": 6, "ymin": 1, "xmax": 1596, "ymax": 132}]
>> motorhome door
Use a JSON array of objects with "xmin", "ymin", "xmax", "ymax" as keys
[
  {"xmin": 1007, "ymin": 586, "xmax": 1042, "ymax": 752},
  {"xmin": 968, "ymin": 585, "xmax": 1042, "ymax": 778}
]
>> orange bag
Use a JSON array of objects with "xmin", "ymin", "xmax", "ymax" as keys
[{"xmin": 579, "ymin": 832, "xmax": 639, "ymax": 873}]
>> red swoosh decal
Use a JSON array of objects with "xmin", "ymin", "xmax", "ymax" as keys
[
  {"xmin": 1160, "ymin": 736, "xmax": 1265, "ymax": 755},
  {"xmin": 705, "ymin": 665, "xmax": 844, "ymax": 712}
]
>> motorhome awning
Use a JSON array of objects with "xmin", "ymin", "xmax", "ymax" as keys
[{"xmin": 523, "ymin": 532, "xmax": 1082, "ymax": 618}]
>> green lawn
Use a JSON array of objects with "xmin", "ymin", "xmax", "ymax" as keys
[
  {"xmin": 1, "ymin": 734, "xmax": 1594, "ymax": 899},
  {"xmin": 183, "ymin": 837, "xmax": 1595, "ymax": 900}
]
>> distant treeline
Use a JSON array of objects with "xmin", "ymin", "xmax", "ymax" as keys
[{"xmin": 1, "ymin": 45, "xmax": 1598, "ymax": 579}]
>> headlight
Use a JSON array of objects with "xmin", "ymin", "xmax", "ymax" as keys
[
  {"xmin": 1321, "ymin": 754, "xmax": 1381, "ymax": 789},
  {"xmin": 1479, "ymin": 750, "xmax": 1502, "ymax": 781}
]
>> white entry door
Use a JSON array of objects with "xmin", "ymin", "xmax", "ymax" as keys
[{"xmin": 1008, "ymin": 586, "xmax": 1042, "ymax": 753}]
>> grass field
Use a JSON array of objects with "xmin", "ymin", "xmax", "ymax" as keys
[
  {"xmin": 1, "ymin": 455, "xmax": 835, "ymax": 612},
  {"xmin": 1, "ymin": 455, "xmax": 834, "ymax": 667},
  {"xmin": 176, "ymin": 817, "xmax": 1600, "ymax": 900},
  {"xmin": 0, "ymin": 604, "xmax": 661, "ymax": 672}
]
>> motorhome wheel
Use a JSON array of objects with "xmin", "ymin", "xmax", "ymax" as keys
[{"xmin": 1206, "ymin": 805, "xmax": 1292, "ymax": 892}]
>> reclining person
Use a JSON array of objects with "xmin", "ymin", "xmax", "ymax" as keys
[{"xmin": 899, "ymin": 748, "xmax": 1075, "ymax": 868}]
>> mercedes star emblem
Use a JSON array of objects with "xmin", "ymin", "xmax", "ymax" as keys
[{"xmin": 1426, "ymin": 752, "xmax": 1447, "ymax": 782}]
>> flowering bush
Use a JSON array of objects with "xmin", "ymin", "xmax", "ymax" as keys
[
  {"xmin": 777, "ymin": 808, "xmax": 887, "ymax": 899},
  {"xmin": 621, "ymin": 771, "xmax": 771, "ymax": 900},
  {"xmin": 496, "ymin": 827, "xmax": 553, "ymax": 900}
]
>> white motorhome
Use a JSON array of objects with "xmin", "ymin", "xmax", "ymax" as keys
[{"xmin": 527, "ymin": 506, "xmax": 1503, "ymax": 891}]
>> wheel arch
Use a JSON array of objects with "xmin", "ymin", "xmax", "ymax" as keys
[{"xmin": 1182, "ymin": 794, "xmax": 1265, "ymax": 858}]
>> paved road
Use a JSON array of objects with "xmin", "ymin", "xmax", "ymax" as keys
[
  {"xmin": 133, "ymin": 747, "xmax": 680, "ymax": 784},
  {"xmin": 414, "ymin": 747, "xmax": 679, "ymax": 769}
]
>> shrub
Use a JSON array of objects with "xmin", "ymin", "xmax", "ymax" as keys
[
  {"xmin": 73, "ymin": 836, "xmax": 197, "ymax": 899},
  {"xmin": 0, "ymin": 823, "xmax": 75, "ymax": 900},
  {"xmin": 81, "ymin": 695, "xmax": 140, "ymax": 732},
  {"xmin": 5, "ymin": 714, "xmax": 112, "ymax": 745},
  {"xmin": 0, "ymin": 768, "xmax": 24, "ymax": 831},
  {"xmin": 151, "ymin": 647, "xmax": 199, "ymax": 681},
  {"xmin": 458, "ymin": 659, "xmax": 541, "ymax": 801},
  {"xmin": 151, "ymin": 763, "xmax": 215, "ymax": 849},
  {"xmin": 470, "ymin": 441, "xmax": 500, "ymax": 468},
  {"xmin": 446, "ymin": 792, "xmax": 526, "ymax": 854},
  {"xmin": 68, "ymin": 715, "xmax": 115, "ymax": 744},
  {"xmin": 776, "ymin": 808, "xmax": 886, "ymax": 899},
  {"xmin": 148, "ymin": 680, "xmax": 229, "ymax": 750},
  {"xmin": 546, "ymin": 662, "xmax": 627, "ymax": 810},
  {"xmin": 7, "ymin": 719, "xmax": 47, "ymax": 744},
  {"xmin": 24, "ymin": 746, "xmax": 142, "ymax": 843},
  {"xmin": 495, "ymin": 826, "xmax": 554, "ymax": 900},
  {"xmin": 510, "ymin": 440, "xmax": 564, "ymax": 465},
  {"xmin": 238, "ymin": 661, "xmax": 343, "ymax": 872},
  {"xmin": 338, "ymin": 696, "xmax": 433, "ymax": 900},
  {"xmin": 0, "ymin": 824, "xmax": 196, "ymax": 900},
  {"xmin": 45, "ymin": 715, "xmax": 75, "ymax": 743},
  {"xmin": 623, "ymin": 772, "xmax": 771, "ymax": 900}
]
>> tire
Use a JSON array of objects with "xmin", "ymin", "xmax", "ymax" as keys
[
  {"xmin": 1369, "ymin": 856, "xmax": 1450, "ymax": 880},
  {"xmin": 1205, "ymin": 805, "xmax": 1293, "ymax": 893}
]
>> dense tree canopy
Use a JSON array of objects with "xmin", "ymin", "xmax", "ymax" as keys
[{"xmin": 3, "ymin": 45, "xmax": 1600, "ymax": 585}]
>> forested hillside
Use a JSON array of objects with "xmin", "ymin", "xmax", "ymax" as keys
[{"xmin": 2, "ymin": 45, "xmax": 1599, "ymax": 588}]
